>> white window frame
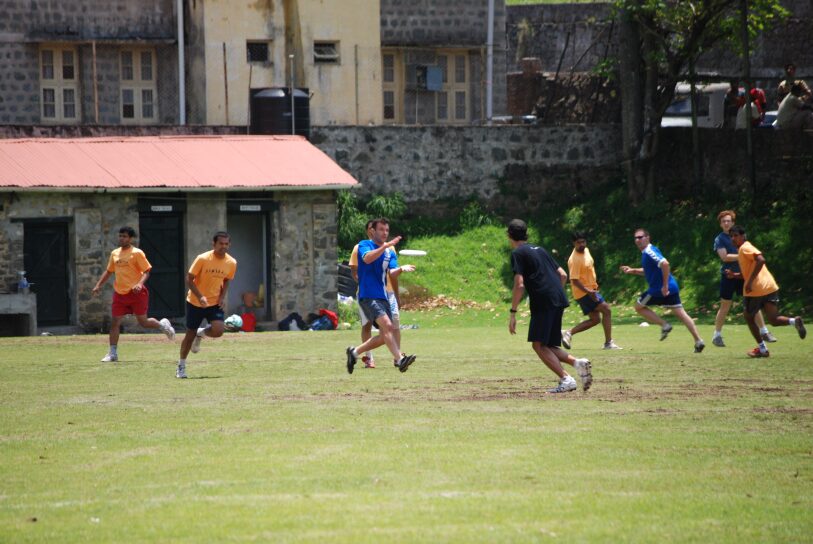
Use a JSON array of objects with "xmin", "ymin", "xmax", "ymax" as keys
[
  {"xmin": 39, "ymin": 45, "xmax": 81, "ymax": 123},
  {"xmin": 436, "ymin": 50, "xmax": 469, "ymax": 124},
  {"xmin": 381, "ymin": 49, "xmax": 403, "ymax": 123},
  {"xmin": 120, "ymin": 48, "xmax": 158, "ymax": 124}
]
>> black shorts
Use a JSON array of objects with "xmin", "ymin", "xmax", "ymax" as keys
[
  {"xmin": 743, "ymin": 292, "xmax": 779, "ymax": 315},
  {"xmin": 719, "ymin": 276, "xmax": 744, "ymax": 301},
  {"xmin": 637, "ymin": 291, "xmax": 683, "ymax": 308},
  {"xmin": 185, "ymin": 302, "xmax": 225, "ymax": 330},
  {"xmin": 576, "ymin": 293, "xmax": 605, "ymax": 315},
  {"xmin": 528, "ymin": 306, "xmax": 565, "ymax": 346},
  {"xmin": 359, "ymin": 298, "xmax": 392, "ymax": 326}
]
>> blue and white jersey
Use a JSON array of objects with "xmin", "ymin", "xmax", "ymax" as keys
[
  {"xmin": 713, "ymin": 231, "xmax": 740, "ymax": 275},
  {"xmin": 357, "ymin": 239, "xmax": 396, "ymax": 300},
  {"xmin": 641, "ymin": 243, "xmax": 680, "ymax": 296}
]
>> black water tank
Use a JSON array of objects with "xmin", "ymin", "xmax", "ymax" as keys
[{"xmin": 249, "ymin": 87, "xmax": 310, "ymax": 139}]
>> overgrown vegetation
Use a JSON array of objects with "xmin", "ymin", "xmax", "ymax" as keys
[{"xmin": 340, "ymin": 182, "xmax": 813, "ymax": 315}]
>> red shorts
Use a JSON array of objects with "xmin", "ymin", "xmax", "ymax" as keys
[{"xmin": 112, "ymin": 288, "xmax": 149, "ymax": 317}]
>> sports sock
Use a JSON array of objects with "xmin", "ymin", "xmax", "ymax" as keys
[
  {"xmin": 178, "ymin": 358, "xmax": 186, "ymax": 366},
  {"xmin": 759, "ymin": 326, "xmax": 769, "ymax": 334},
  {"xmin": 758, "ymin": 341, "xmax": 767, "ymax": 352},
  {"xmin": 197, "ymin": 326, "xmax": 207, "ymax": 337},
  {"xmin": 713, "ymin": 330, "xmax": 721, "ymax": 338},
  {"xmin": 788, "ymin": 318, "xmax": 796, "ymax": 326},
  {"xmin": 352, "ymin": 348, "xmax": 359, "ymax": 357},
  {"xmin": 109, "ymin": 345, "xmax": 118, "ymax": 356}
]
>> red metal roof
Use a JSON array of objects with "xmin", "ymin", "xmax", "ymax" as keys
[{"xmin": 0, "ymin": 135, "xmax": 357, "ymax": 191}]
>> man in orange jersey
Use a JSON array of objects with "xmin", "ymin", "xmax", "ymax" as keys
[
  {"xmin": 177, "ymin": 231, "xmax": 237, "ymax": 378},
  {"xmin": 92, "ymin": 226, "xmax": 175, "ymax": 363},
  {"xmin": 727, "ymin": 225, "xmax": 806, "ymax": 357}
]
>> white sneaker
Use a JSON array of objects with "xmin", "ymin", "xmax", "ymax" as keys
[
  {"xmin": 101, "ymin": 353, "xmax": 118, "ymax": 362},
  {"xmin": 547, "ymin": 375, "xmax": 578, "ymax": 393},
  {"xmin": 176, "ymin": 364, "xmax": 187, "ymax": 379},
  {"xmin": 574, "ymin": 358, "xmax": 593, "ymax": 391},
  {"xmin": 603, "ymin": 340, "xmax": 622, "ymax": 350},
  {"xmin": 160, "ymin": 318, "xmax": 176, "ymax": 340},
  {"xmin": 561, "ymin": 330, "xmax": 572, "ymax": 349},
  {"xmin": 190, "ymin": 327, "xmax": 205, "ymax": 353}
]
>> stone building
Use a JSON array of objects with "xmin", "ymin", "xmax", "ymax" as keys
[
  {"xmin": 0, "ymin": 135, "xmax": 354, "ymax": 332},
  {"xmin": 379, "ymin": 0, "xmax": 508, "ymax": 124}
]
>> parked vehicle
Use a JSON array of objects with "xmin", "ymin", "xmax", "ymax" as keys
[{"xmin": 661, "ymin": 82, "xmax": 730, "ymax": 128}]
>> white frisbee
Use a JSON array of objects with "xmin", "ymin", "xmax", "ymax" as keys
[{"xmin": 399, "ymin": 249, "xmax": 427, "ymax": 256}]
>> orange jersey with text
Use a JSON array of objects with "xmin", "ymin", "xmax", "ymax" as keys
[
  {"xmin": 737, "ymin": 241, "xmax": 779, "ymax": 297},
  {"xmin": 567, "ymin": 247, "xmax": 598, "ymax": 300},
  {"xmin": 186, "ymin": 250, "xmax": 237, "ymax": 307},
  {"xmin": 107, "ymin": 246, "xmax": 152, "ymax": 295}
]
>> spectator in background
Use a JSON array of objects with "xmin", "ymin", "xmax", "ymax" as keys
[
  {"xmin": 776, "ymin": 84, "xmax": 813, "ymax": 130},
  {"xmin": 735, "ymin": 88, "xmax": 767, "ymax": 129},
  {"xmin": 723, "ymin": 80, "xmax": 743, "ymax": 129},
  {"xmin": 776, "ymin": 63, "xmax": 811, "ymax": 106}
]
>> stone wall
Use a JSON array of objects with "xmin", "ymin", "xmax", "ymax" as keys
[
  {"xmin": 506, "ymin": 0, "xmax": 813, "ymax": 82},
  {"xmin": 311, "ymin": 124, "xmax": 623, "ymax": 214},
  {"xmin": 0, "ymin": 0, "xmax": 177, "ymax": 125},
  {"xmin": 270, "ymin": 191, "xmax": 338, "ymax": 318}
]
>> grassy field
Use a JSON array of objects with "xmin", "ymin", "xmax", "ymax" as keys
[{"xmin": 1, "ymin": 316, "xmax": 811, "ymax": 543}]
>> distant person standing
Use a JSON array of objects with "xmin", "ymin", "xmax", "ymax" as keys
[
  {"xmin": 776, "ymin": 63, "xmax": 811, "ymax": 105},
  {"xmin": 177, "ymin": 232, "xmax": 237, "ymax": 379},
  {"xmin": 92, "ymin": 226, "xmax": 175, "ymax": 362},
  {"xmin": 776, "ymin": 84, "xmax": 813, "ymax": 130},
  {"xmin": 620, "ymin": 228, "xmax": 705, "ymax": 353},
  {"xmin": 562, "ymin": 232, "xmax": 621, "ymax": 350},
  {"xmin": 345, "ymin": 218, "xmax": 415, "ymax": 374},
  {"xmin": 507, "ymin": 219, "xmax": 592, "ymax": 394},
  {"xmin": 712, "ymin": 210, "xmax": 775, "ymax": 347},
  {"xmin": 727, "ymin": 225, "xmax": 806, "ymax": 358}
]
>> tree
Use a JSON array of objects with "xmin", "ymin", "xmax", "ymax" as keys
[{"xmin": 615, "ymin": 0, "xmax": 788, "ymax": 203}]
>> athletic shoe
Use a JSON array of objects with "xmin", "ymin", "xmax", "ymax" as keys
[
  {"xmin": 395, "ymin": 352, "xmax": 406, "ymax": 367},
  {"xmin": 176, "ymin": 363, "xmax": 187, "ymax": 379},
  {"xmin": 346, "ymin": 347, "xmax": 357, "ymax": 374},
  {"xmin": 795, "ymin": 317, "xmax": 806, "ymax": 340},
  {"xmin": 547, "ymin": 376, "xmax": 578, "ymax": 393},
  {"xmin": 694, "ymin": 340, "xmax": 705, "ymax": 353},
  {"xmin": 712, "ymin": 335, "xmax": 725, "ymax": 347},
  {"xmin": 101, "ymin": 353, "xmax": 118, "ymax": 362},
  {"xmin": 761, "ymin": 331, "xmax": 777, "ymax": 343},
  {"xmin": 660, "ymin": 323, "xmax": 673, "ymax": 341},
  {"xmin": 397, "ymin": 354, "xmax": 416, "ymax": 373},
  {"xmin": 746, "ymin": 347, "xmax": 769, "ymax": 358},
  {"xmin": 561, "ymin": 330, "xmax": 572, "ymax": 349},
  {"xmin": 603, "ymin": 340, "xmax": 622, "ymax": 350},
  {"xmin": 190, "ymin": 327, "xmax": 205, "ymax": 354},
  {"xmin": 362, "ymin": 356, "xmax": 376, "ymax": 369},
  {"xmin": 159, "ymin": 318, "xmax": 176, "ymax": 340},
  {"xmin": 574, "ymin": 358, "xmax": 593, "ymax": 391}
]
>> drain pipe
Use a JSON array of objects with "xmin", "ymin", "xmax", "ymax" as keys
[
  {"xmin": 486, "ymin": 0, "xmax": 494, "ymax": 123},
  {"xmin": 177, "ymin": 0, "xmax": 186, "ymax": 125}
]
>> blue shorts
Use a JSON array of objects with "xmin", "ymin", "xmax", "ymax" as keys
[
  {"xmin": 528, "ymin": 306, "xmax": 565, "ymax": 346},
  {"xmin": 359, "ymin": 298, "xmax": 392, "ymax": 327},
  {"xmin": 719, "ymin": 276, "xmax": 744, "ymax": 301},
  {"xmin": 576, "ymin": 293, "xmax": 605, "ymax": 315},
  {"xmin": 185, "ymin": 302, "xmax": 225, "ymax": 330},
  {"xmin": 637, "ymin": 292, "xmax": 682, "ymax": 308}
]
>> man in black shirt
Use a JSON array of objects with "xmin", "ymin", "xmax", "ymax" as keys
[{"xmin": 507, "ymin": 219, "xmax": 593, "ymax": 393}]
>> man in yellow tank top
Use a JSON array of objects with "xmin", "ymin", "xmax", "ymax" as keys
[
  {"xmin": 176, "ymin": 231, "xmax": 237, "ymax": 378},
  {"xmin": 92, "ymin": 226, "xmax": 175, "ymax": 363},
  {"xmin": 727, "ymin": 225, "xmax": 806, "ymax": 358}
]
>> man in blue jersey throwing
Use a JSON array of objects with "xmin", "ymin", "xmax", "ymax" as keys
[
  {"xmin": 620, "ymin": 228, "xmax": 705, "ymax": 353},
  {"xmin": 345, "ymin": 217, "xmax": 416, "ymax": 374}
]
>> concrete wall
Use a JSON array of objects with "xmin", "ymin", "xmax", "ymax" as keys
[
  {"xmin": 311, "ymin": 124, "xmax": 622, "ymax": 213},
  {"xmin": 188, "ymin": 0, "xmax": 383, "ymax": 126},
  {"xmin": 0, "ymin": 0, "xmax": 178, "ymax": 125}
]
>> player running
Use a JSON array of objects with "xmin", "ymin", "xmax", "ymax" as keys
[
  {"xmin": 92, "ymin": 226, "xmax": 175, "ymax": 362},
  {"xmin": 712, "ymin": 210, "xmax": 775, "ymax": 347},
  {"xmin": 727, "ymin": 225, "xmax": 806, "ymax": 357},
  {"xmin": 507, "ymin": 219, "xmax": 592, "ymax": 394},
  {"xmin": 345, "ymin": 218, "xmax": 415, "ymax": 373},
  {"xmin": 562, "ymin": 231, "xmax": 622, "ymax": 350},
  {"xmin": 177, "ymin": 232, "xmax": 237, "ymax": 378},
  {"xmin": 620, "ymin": 228, "xmax": 705, "ymax": 353}
]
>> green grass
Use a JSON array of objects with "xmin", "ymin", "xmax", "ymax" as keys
[{"xmin": 1, "ymin": 319, "xmax": 811, "ymax": 542}]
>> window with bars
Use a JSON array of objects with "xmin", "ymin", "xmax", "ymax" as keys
[
  {"xmin": 39, "ymin": 46, "xmax": 80, "ymax": 122},
  {"xmin": 314, "ymin": 41, "xmax": 340, "ymax": 64},
  {"xmin": 246, "ymin": 41, "xmax": 271, "ymax": 63},
  {"xmin": 120, "ymin": 48, "xmax": 157, "ymax": 123}
]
